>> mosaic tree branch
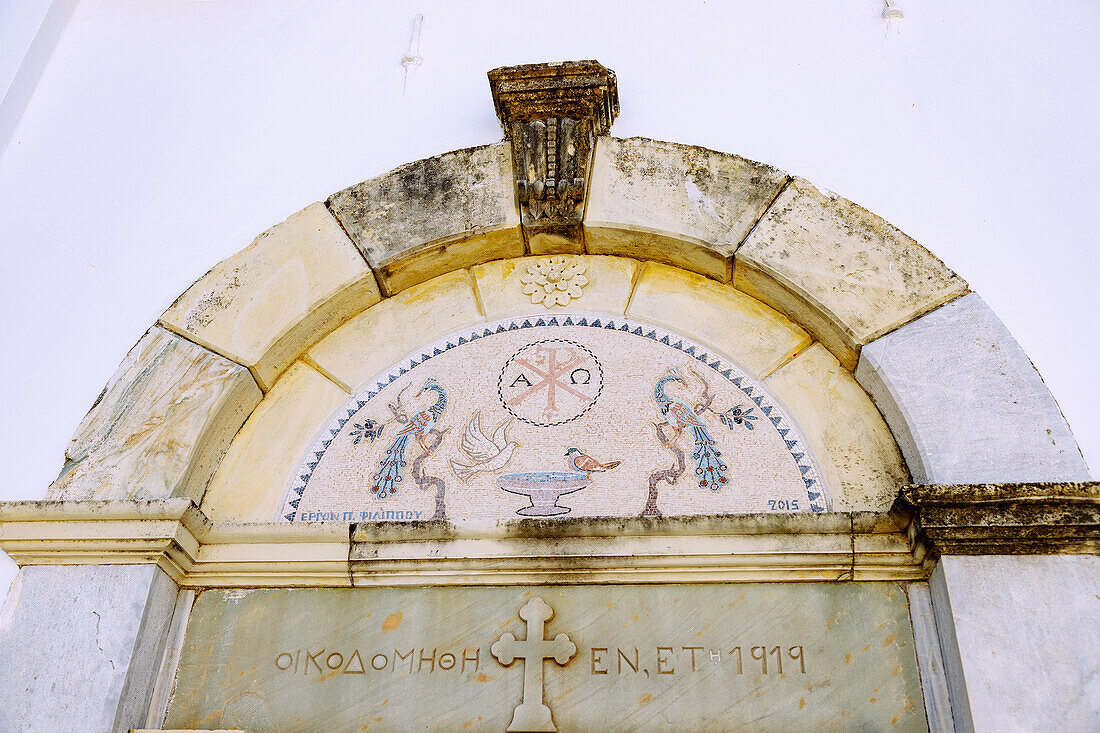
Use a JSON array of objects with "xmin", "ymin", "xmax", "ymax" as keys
[
  {"xmin": 643, "ymin": 421, "xmax": 686, "ymax": 518},
  {"xmin": 412, "ymin": 427, "xmax": 451, "ymax": 520},
  {"xmin": 690, "ymin": 368, "xmax": 718, "ymax": 415},
  {"xmin": 690, "ymin": 368, "xmax": 758, "ymax": 431}
]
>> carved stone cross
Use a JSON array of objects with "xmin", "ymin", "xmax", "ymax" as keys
[{"xmin": 491, "ymin": 596, "xmax": 577, "ymax": 732}]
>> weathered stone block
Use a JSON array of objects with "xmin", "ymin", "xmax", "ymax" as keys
[
  {"xmin": 472, "ymin": 255, "xmax": 636, "ymax": 320},
  {"xmin": 328, "ymin": 143, "xmax": 524, "ymax": 295},
  {"xmin": 856, "ymin": 294, "xmax": 1090, "ymax": 484},
  {"xmin": 585, "ymin": 137, "xmax": 788, "ymax": 280},
  {"xmin": 202, "ymin": 362, "xmax": 347, "ymax": 523},
  {"xmin": 735, "ymin": 178, "xmax": 969, "ymax": 370},
  {"xmin": 48, "ymin": 327, "xmax": 261, "ymax": 502},
  {"xmin": 308, "ymin": 269, "xmax": 482, "ymax": 394},
  {"xmin": 625, "ymin": 262, "xmax": 811, "ymax": 378},
  {"xmin": 0, "ymin": 565, "xmax": 178, "ymax": 733},
  {"xmin": 160, "ymin": 203, "xmax": 381, "ymax": 391},
  {"xmin": 765, "ymin": 343, "xmax": 909, "ymax": 511},
  {"xmin": 931, "ymin": 555, "xmax": 1100, "ymax": 732},
  {"xmin": 901, "ymin": 482, "xmax": 1100, "ymax": 555}
]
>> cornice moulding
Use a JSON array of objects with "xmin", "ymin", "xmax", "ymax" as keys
[
  {"xmin": 899, "ymin": 481, "xmax": 1100, "ymax": 555},
  {"xmin": 1, "ymin": 484, "xmax": 1093, "ymax": 587},
  {"xmin": 0, "ymin": 498, "xmax": 926, "ymax": 586}
]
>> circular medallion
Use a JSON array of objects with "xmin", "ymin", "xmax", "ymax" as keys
[{"xmin": 498, "ymin": 339, "xmax": 603, "ymax": 426}]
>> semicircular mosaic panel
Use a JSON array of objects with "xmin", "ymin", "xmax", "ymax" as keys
[{"xmin": 279, "ymin": 314, "xmax": 829, "ymax": 522}]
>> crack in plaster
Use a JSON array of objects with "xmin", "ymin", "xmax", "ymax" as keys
[{"xmin": 91, "ymin": 610, "xmax": 115, "ymax": 671}]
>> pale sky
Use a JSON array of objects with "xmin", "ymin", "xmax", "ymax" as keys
[{"xmin": 1, "ymin": 0, "xmax": 1097, "ymax": 595}]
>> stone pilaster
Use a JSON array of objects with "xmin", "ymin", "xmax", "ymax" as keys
[
  {"xmin": 903, "ymin": 482, "xmax": 1100, "ymax": 731},
  {"xmin": 930, "ymin": 555, "xmax": 1100, "ymax": 732},
  {"xmin": 0, "ymin": 564, "xmax": 179, "ymax": 733}
]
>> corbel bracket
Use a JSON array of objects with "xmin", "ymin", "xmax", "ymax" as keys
[{"xmin": 489, "ymin": 60, "xmax": 619, "ymax": 251}]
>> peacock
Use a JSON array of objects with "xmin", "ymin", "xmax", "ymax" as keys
[
  {"xmin": 653, "ymin": 368, "xmax": 728, "ymax": 490},
  {"xmin": 371, "ymin": 378, "xmax": 447, "ymax": 499}
]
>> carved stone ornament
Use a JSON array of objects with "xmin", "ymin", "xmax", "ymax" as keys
[
  {"xmin": 492, "ymin": 596, "xmax": 577, "ymax": 732},
  {"xmin": 488, "ymin": 61, "xmax": 619, "ymax": 247},
  {"xmin": 519, "ymin": 256, "xmax": 588, "ymax": 307}
]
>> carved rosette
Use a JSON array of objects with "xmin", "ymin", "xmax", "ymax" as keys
[
  {"xmin": 489, "ymin": 61, "xmax": 619, "ymax": 247},
  {"xmin": 519, "ymin": 256, "xmax": 588, "ymax": 307}
]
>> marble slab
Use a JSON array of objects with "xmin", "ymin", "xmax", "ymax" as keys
[
  {"xmin": 164, "ymin": 583, "xmax": 928, "ymax": 732},
  {"xmin": 856, "ymin": 293, "xmax": 1089, "ymax": 484},
  {"xmin": 0, "ymin": 565, "xmax": 178, "ymax": 733}
]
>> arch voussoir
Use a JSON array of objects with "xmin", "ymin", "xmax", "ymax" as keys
[{"xmin": 326, "ymin": 142, "xmax": 524, "ymax": 296}]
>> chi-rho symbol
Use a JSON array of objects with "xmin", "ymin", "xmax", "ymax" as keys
[
  {"xmin": 499, "ymin": 339, "xmax": 602, "ymax": 427},
  {"xmin": 491, "ymin": 596, "xmax": 577, "ymax": 732}
]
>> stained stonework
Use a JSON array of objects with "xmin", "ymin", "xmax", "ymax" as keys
[
  {"xmin": 585, "ymin": 137, "xmax": 789, "ymax": 279},
  {"xmin": 735, "ymin": 178, "xmax": 969, "ymax": 370},
  {"xmin": 766, "ymin": 344, "xmax": 910, "ymax": 512},
  {"xmin": 901, "ymin": 481, "xmax": 1100, "ymax": 554},
  {"xmin": 625, "ymin": 263, "xmax": 811, "ymax": 378},
  {"xmin": 307, "ymin": 269, "xmax": 482, "ymax": 394},
  {"xmin": 202, "ymin": 362, "xmax": 348, "ymax": 523},
  {"xmin": 159, "ymin": 202, "xmax": 381, "ymax": 391},
  {"xmin": 327, "ymin": 144, "xmax": 523, "ymax": 295},
  {"xmin": 48, "ymin": 326, "xmax": 260, "ymax": 502}
]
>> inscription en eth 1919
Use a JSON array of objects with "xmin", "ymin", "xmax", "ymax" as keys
[{"xmin": 164, "ymin": 585, "xmax": 930, "ymax": 732}]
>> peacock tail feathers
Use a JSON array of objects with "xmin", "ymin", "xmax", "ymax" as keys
[
  {"xmin": 691, "ymin": 424, "xmax": 728, "ymax": 491},
  {"xmin": 372, "ymin": 433, "xmax": 410, "ymax": 499}
]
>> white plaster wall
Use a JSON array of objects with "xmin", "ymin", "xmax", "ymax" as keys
[{"xmin": 0, "ymin": 0, "xmax": 1097, "ymax": 596}]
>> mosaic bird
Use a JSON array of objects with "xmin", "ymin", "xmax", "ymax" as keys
[
  {"xmin": 564, "ymin": 447, "xmax": 621, "ymax": 475},
  {"xmin": 371, "ymin": 378, "xmax": 447, "ymax": 499},
  {"xmin": 450, "ymin": 412, "xmax": 519, "ymax": 481},
  {"xmin": 653, "ymin": 368, "xmax": 728, "ymax": 491}
]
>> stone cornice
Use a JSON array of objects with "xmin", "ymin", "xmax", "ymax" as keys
[
  {"xmin": 3, "ymin": 484, "xmax": 1092, "ymax": 588},
  {"xmin": 487, "ymin": 60, "xmax": 618, "ymax": 135},
  {"xmin": 349, "ymin": 510, "xmax": 927, "ymax": 585},
  {"xmin": 0, "ymin": 499, "xmax": 927, "ymax": 586},
  {"xmin": 899, "ymin": 482, "xmax": 1100, "ymax": 555},
  {"xmin": 0, "ymin": 499, "xmax": 350, "ymax": 587}
]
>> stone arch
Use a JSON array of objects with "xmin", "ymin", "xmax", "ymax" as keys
[{"xmin": 43, "ymin": 135, "xmax": 1088, "ymax": 522}]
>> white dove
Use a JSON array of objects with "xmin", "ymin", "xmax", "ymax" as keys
[{"xmin": 449, "ymin": 412, "xmax": 519, "ymax": 481}]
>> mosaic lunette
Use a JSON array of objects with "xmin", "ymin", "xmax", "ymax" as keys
[{"xmin": 281, "ymin": 315, "xmax": 828, "ymax": 522}]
